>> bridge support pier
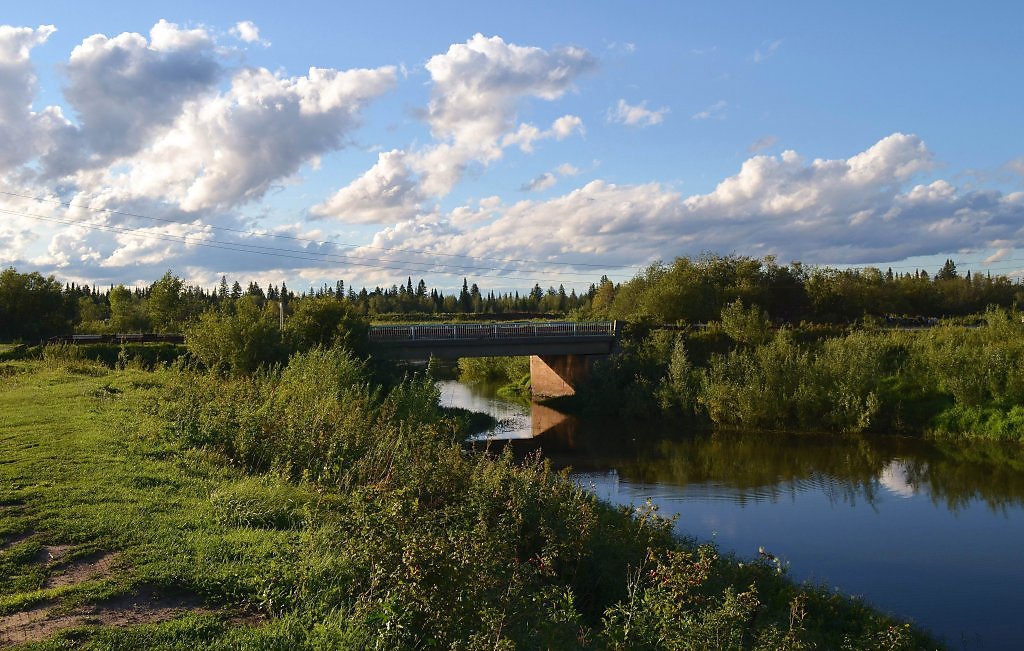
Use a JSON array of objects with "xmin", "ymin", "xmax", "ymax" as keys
[{"xmin": 530, "ymin": 354, "xmax": 602, "ymax": 398}]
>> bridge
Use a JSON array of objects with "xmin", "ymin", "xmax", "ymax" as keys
[{"xmin": 369, "ymin": 321, "xmax": 620, "ymax": 398}]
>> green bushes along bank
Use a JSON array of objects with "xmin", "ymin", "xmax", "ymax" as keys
[{"xmin": 580, "ymin": 307, "xmax": 1024, "ymax": 443}]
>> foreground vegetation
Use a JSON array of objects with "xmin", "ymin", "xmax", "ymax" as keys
[{"xmin": 0, "ymin": 352, "xmax": 937, "ymax": 649}]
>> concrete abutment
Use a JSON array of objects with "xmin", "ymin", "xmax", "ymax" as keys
[{"xmin": 530, "ymin": 354, "xmax": 605, "ymax": 398}]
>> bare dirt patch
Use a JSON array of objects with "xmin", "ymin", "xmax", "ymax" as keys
[
  {"xmin": 0, "ymin": 585, "xmax": 209, "ymax": 646},
  {"xmin": 33, "ymin": 544, "xmax": 72, "ymax": 566},
  {"xmin": 44, "ymin": 551, "xmax": 118, "ymax": 589},
  {"xmin": 87, "ymin": 585, "xmax": 205, "ymax": 627}
]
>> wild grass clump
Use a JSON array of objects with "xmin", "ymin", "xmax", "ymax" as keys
[
  {"xmin": 209, "ymin": 477, "xmax": 311, "ymax": 530},
  {"xmin": 168, "ymin": 346, "xmax": 467, "ymax": 492},
  {"xmin": 40, "ymin": 343, "xmax": 108, "ymax": 375}
]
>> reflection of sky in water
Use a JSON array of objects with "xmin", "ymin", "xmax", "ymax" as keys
[
  {"xmin": 437, "ymin": 380, "xmax": 533, "ymax": 439},
  {"xmin": 576, "ymin": 467, "xmax": 1024, "ymax": 651},
  {"xmin": 441, "ymin": 379, "xmax": 1024, "ymax": 649},
  {"xmin": 878, "ymin": 460, "xmax": 918, "ymax": 498}
]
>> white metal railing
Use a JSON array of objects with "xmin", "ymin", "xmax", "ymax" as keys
[{"xmin": 368, "ymin": 321, "xmax": 616, "ymax": 342}]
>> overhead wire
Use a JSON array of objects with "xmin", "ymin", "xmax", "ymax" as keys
[
  {"xmin": 0, "ymin": 207, "xmax": 636, "ymax": 285},
  {"xmin": 0, "ymin": 190, "xmax": 637, "ymax": 271},
  {"xmin": 3, "ymin": 190, "xmax": 1021, "ymax": 282}
]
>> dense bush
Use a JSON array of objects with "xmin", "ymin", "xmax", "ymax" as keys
[
  {"xmin": 283, "ymin": 296, "xmax": 369, "ymax": 355},
  {"xmin": 183, "ymin": 296, "xmax": 288, "ymax": 375},
  {"xmin": 583, "ymin": 308, "xmax": 1024, "ymax": 441}
]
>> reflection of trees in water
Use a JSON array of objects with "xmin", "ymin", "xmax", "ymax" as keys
[
  {"xmin": 900, "ymin": 440, "xmax": 1024, "ymax": 513},
  {"xmin": 564, "ymin": 429, "xmax": 1024, "ymax": 513}
]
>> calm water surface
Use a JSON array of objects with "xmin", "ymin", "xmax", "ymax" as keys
[{"xmin": 438, "ymin": 379, "xmax": 1024, "ymax": 650}]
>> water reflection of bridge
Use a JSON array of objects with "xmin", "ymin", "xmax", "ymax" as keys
[{"xmin": 371, "ymin": 321, "xmax": 620, "ymax": 397}]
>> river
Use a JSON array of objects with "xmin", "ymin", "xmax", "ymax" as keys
[{"xmin": 437, "ymin": 379, "xmax": 1024, "ymax": 650}]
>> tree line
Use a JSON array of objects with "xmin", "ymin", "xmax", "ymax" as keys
[
  {"xmin": 2, "ymin": 254, "xmax": 1021, "ymax": 341},
  {"xmin": 585, "ymin": 254, "xmax": 1023, "ymax": 325},
  {"xmin": 0, "ymin": 268, "xmax": 588, "ymax": 341}
]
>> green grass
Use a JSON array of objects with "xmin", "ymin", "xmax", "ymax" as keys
[
  {"xmin": 0, "ymin": 361, "xmax": 289, "ymax": 647},
  {"xmin": 0, "ymin": 360, "xmax": 942, "ymax": 649}
]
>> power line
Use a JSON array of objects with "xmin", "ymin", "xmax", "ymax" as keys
[
  {"xmin": 1, "ymin": 207, "xmax": 634, "ymax": 285},
  {"xmin": 829, "ymin": 260, "xmax": 1024, "ymax": 274},
  {"xmin": 0, "ymin": 190, "xmax": 637, "ymax": 271},
  {"xmin": 5, "ymin": 191, "xmax": 1021, "ymax": 281}
]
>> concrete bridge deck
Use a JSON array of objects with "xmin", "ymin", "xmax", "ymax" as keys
[{"xmin": 368, "ymin": 321, "xmax": 619, "ymax": 360}]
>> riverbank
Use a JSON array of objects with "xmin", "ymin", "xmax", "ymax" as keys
[
  {"xmin": 0, "ymin": 356, "xmax": 939, "ymax": 648},
  {"xmin": 575, "ymin": 310, "xmax": 1024, "ymax": 444},
  {"xmin": 443, "ymin": 378, "xmax": 1024, "ymax": 648}
]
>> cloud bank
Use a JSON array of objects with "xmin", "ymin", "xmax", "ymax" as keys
[{"xmin": 1, "ymin": 21, "xmax": 1022, "ymax": 290}]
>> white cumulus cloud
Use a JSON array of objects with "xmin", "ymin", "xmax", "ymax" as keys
[
  {"xmin": 47, "ymin": 20, "xmax": 223, "ymax": 175},
  {"xmin": 317, "ymin": 34, "xmax": 594, "ymax": 223},
  {"xmin": 0, "ymin": 24, "xmax": 59, "ymax": 171},
  {"xmin": 610, "ymin": 99, "xmax": 669, "ymax": 127},
  {"xmin": 351, "ymin": 133, "xmax": 1024, "ymax": 278},
  {"xmin": 231, "ymin": 21, "xmax": 263, "ymax": 44},
  {"xmin": 311, "ymin": 150, "xmax": 423, "ymax": 224},
  {"xmin": 90, "ymin": 64, "xmax": 397, "ymax": 212}
]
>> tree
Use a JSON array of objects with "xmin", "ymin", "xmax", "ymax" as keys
[
  {"xmin": 470, "ymin": 282, "xmax": 483, "ymax": 312},
  {"xmin": 147, "ymin": 270, "xmax": 184, "ymax": 332},
  {"xmin": 720, "ymin": 299, "xmax": 771, "ymax": 346},
  {"xmin": 108, "ymin": 285, "xmax": 149, "ymax": 332},
  {"xmin": 459, "ymin": 278, "xmax": 472, "ymax": 312},
  {"xmin": 0, "ymin": 268, "xmax": 70, "ymax": 340},
  {"xmin": 936, "ymin": 259, "xmax": 958, "ymax": 282},
  {"xmin": 184, "ymin": 296, "xmax": 285, "ymax": 375},
  {"xmin": 283, "ymin": 296, "xmax": 369, "ymax": 355},
  {"xmin": 590, "ymin": 277, "xmax": 616, "ymax": 317}
]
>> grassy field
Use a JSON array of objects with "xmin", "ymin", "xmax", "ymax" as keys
[
  {"xmin": 0, "ymin": 357, "xmax": 941, "ymax": 649},
  {"xmin": 0, "ymin": 360, "xmax": 297, "ymax": 648}
]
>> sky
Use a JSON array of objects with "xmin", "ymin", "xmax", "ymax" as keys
[{"xmin": 1, "ymin": 1, "xmax": 1023, "ymax": 293}]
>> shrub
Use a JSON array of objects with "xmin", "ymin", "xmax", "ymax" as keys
[
  {"xmin": 283, "ymin": 296, "xmax": 369, "ymax": 356},
  {"xmin": 720, "ymin": 299, "xmax": 772, "ymax": 346},
  {"xmin": 184, "ymin": 297, "xmax": 286, "ymax": 375}
]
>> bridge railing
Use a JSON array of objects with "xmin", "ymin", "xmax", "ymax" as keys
[
  {"xmin": 368, "ymin": 321, "xmax": 616, "ymax": 342},
  {"xmin": 47, "ymin": 333, "xmax": 185, "ymax": 344}
]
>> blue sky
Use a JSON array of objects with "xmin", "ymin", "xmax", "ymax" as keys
[{"xmin": 2, "ymin": 1, "xmax": 1022, "ymax": 292}]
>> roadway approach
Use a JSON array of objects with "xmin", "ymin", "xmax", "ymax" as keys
[{"xmin": 368, "ymin": 321, "xmax": 621, "ymax": 398}]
